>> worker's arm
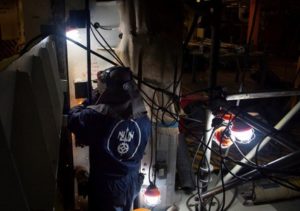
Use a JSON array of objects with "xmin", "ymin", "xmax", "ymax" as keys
[{"xmin": 68, "ymin": 104, "xmax": 97, "ymax": 146}]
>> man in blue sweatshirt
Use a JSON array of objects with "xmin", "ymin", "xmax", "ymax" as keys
[{"xmin": 68, "ymin": 66, "xmax": 151, "ymax": 211}]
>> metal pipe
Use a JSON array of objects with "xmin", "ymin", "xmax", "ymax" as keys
[
  {"xmin": 219, "ymin": 100, "xmax": 300, "ymax": 185},
  {"xmin": 226, "ymin": 90, "xmax": 300, "ymax": 101},
  {"xmin": 85, "ymin": 0, "xmax": 92, "ymax": 102},
  {"xmin": 205, "ymin": 150, "xmax": 300, "ymax": 200}
]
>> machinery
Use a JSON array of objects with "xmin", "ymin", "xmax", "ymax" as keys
[{"xmin": 0, "ymin": 36, "xmax": 64, "ymax": 211}]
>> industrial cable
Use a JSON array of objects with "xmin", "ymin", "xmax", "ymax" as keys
[
  {"xmin": 254, "ymin": 131, "xmax": 278, "ymax": 167},
  {"xmin": 215, "ymin": 148, "xmax": 249, "ymax": 185},
  {"xmin": 91, "ymin": 22, "xmax": 125, "ymax": 66},
  {"xmin": 20, "ymin": 33, "xmax": 48, "ymax": 55},
  {"xmin": 223, "ymin": 187, "xmax": 238, "ymax": 211},
  {"xmin": 186, "ymin": 192, "xmax": 200, "ymax": 211},
  {"xmin": 219, "ymin": 151, "xmax": 226, "ymax": 211},
  {"xmin": 254, "ymin": 131, "xmax": 300, "ymax": 191},
  {"xmin": 139, "ymin": 88, "xmax": 179, "ymax": 120},
  {"xmin": 214, "ymin": 147, "xmax": 231, "ymax": 186},
  {"xmin": 194, "ymin": 112, "xmax": 228, "ymax": 210},
  {"xmin": 217, "ymin": 115, "xmax": 233, "ymax": 211},
  {"xmin": 221, "ymin": 160, "xmax": 249, "ymax": 182},
  {"xmin": 138, "ymin": 77, "xmax": 182, "ymax": 125},
  {"xmin": 192, "ymin": 136, "xmax": 204, "ymax": 187},
  {"xmin": 231, "ymin": 138, "xmax": 256, "ymax": 165},
  {"xmin": 154, "ymin": 101, "xmax": 159, "ymax": 185},
  {"xmin": 148, "ymin": 90, "xmax": 157, "ymax": 185},
  {"xmin": 149, "ymin": 52, "xmax": 182, "ymax": 127},
  {"xmin": 252, "ymin": 131, "xmax": 300, "ymax": 175},
  {"xmin": 208, "ymin": 195, "xmax": 221, "ymax": 211},
  {"xmin": 93, "ymin": 21, "xmax": 116, "ymax": 31},
  {"xmin": 90, "ymin": 26, "xmax": 124, "ymax": 66}
]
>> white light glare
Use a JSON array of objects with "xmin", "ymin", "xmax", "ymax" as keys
[
  {"xmin": 144, "ymin": 184, "xmax": 161, "ymax": 207},
  {"xmin": 66, "ymin": 29, "xmax": 81, "ymax": 42},
  {"xmin": 144, "ymin": 194, "xmax": 161, "ymax": 207},
  {"xmin": 231, "ymin": 128, "xmax": 254, "ymax": 144}
]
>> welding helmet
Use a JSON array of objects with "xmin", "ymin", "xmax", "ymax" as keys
[{"xmin": 95, "ymin": 66, "xmax": 146, "ymax": 118}]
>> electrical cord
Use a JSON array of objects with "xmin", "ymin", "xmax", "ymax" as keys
[
  {"xmin": 223, "ymin": 187, "xmax": 238, "ymax": 211},
  {"xmin": 218, "ymin": 117, "xmax": 230, "ymax": 211},
  {"xmin": 20, "ymin": 34, "xmax": 48, "ymax": 55},
  {"xmin": 91, "ymin": 22, "xmax": 125, "ymax": 66},
  {"xmin": 192, "ymin": 136, "xmax": 204, "ymax": 187},
  {"xmin": 196, "ymin": 128, "xmax": 215, "ymax": 190},
  {"xmin": 208, "ymin": 195, "xmax": 221, "ymax": 211},
  {"xmin": 186, "ymin": 192, "xmax": 200, "ymax": 211},
  {"xmin": 93, "ymin": 21, "xmax": 116, "ymax": 31},
  {"xmin": 221, "ymin": 160, "xmax": 249, "ymax": 182},
  {"xmin": 213, "ymin": 146, "xmax": 237, "ymax": 186},
  {"xmin": 219, "ymin": 161, "xmax": 226, "ymax": 211},
  {"xmin": 231, "ymin": 137, "xmax": 256, "ymax": 165},
  {"xmin": 154, "ymin": 101, "xmax": 159, "ymax": 185},
  {"xmin": 254, "ymin": 131, "xmax": 279, "ymax": 167},
  {"xmin": 90, "ymin": 26, "xmax": 124, "ymax": 66},
  {"xmin": 254, "ymin": 131, "xmax": 300, "ymax": 191},
  {"xmin": 148, "ymin": 90, "xmax": 157, "ymax": 185}
]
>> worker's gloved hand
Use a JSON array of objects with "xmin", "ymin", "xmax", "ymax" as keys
[{"xmin": 81, "ymin": 99, "xmax": 91, "ymax": 107}]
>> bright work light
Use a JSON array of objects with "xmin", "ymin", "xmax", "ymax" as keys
[{"xmin": 144, "ymin": 183, "xmax": 161, "ymax": 207}]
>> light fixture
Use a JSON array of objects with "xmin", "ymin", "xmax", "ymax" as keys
[
  {"xmin": 213, "ymin": 112, "xmax": 255, "ymax": 146},
  {"xmin": 213, "ymin": 126, "xmax": 233, "ymax": 148},
  {"xmin": 230, "ymin": 119, "xmax": 254, "ymax": 144},
  {"xmin": 144, "ymin": 183, "xmax": 161, "ymax": 207},
  {"xmin": 212, "ymin": 113, "xmax": 234, "ymax": 148}
]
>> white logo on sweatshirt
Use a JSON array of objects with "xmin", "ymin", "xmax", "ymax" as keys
[{"xmin": 107, "ymin": 120, "xmax": 141, "ymax": 160}]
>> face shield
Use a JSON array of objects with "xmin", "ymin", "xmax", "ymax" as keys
[{"xmin": 93, "ymin": 66, "xmax": 147, "ymax": 118}]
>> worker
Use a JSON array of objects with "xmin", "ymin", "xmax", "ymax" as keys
[{"xmin": 68, "ymin": 66, "xmax": 151, "ymax": 211}]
